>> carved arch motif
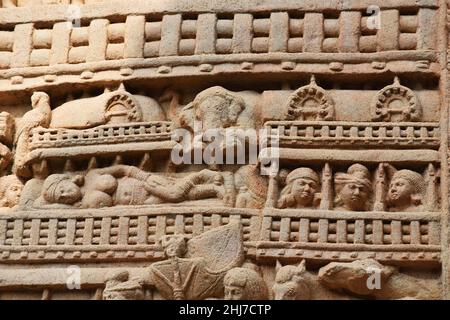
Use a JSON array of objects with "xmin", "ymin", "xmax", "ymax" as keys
[
  {"xmin": 104, "ymin": 91, "xmax": 143, "ymax": 124},
  {"xmin": 285, "ymin": 76, "xmax": 335, "ymax": 121},
  {"xmin": 371, "ymin": 77, "xmax": 422, "ymax": 122}
]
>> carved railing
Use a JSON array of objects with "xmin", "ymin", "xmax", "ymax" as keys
[
  {"xmin": 265, "ymin": 121, "xmax": 440, "ymax": 149},
  {"xmin": 257, "ymin": 209, "xmax": 441, "ymax": 264},
  {"xmin": 29, "ymin": 122, "xmax": 173, "ymax": 149},
  {"xmin": 0, "ymin": 1, "xmax": 438, "ymax": 75},
  {"xmin": 0, "ymin": 207, "xmax": 259, "ymax": 262},
  {"xmin": 0, "ymin": 206, "xmax": 440, "ymax": 265}
]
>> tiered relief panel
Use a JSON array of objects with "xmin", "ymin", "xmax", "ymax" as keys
[{"xmin": 0, "ymin": 0, "xmax": 446, "ymax": 300}]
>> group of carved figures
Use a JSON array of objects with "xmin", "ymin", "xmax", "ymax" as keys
[
  {"xmin": 0, "ymin": 77, "xmax": 436, "ymax": 212},
  {"xmin": 274, "ymin": 164, "xmax": 436, "ymax": 212},
  {"xmin": 0, "ymin": 162, "xmax": 434, "ymax": 213},
  {"xmin": 101, "ymin": 222, "xmax": 440, "ymax": 300}
]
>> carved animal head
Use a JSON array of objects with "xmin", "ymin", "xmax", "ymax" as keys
[
  {"xmin": 334, "ymin": 164, "xmax": 372, "ymax": 211},
  {"xmin": 180, "ymin": 87, "xmax": 245, "ymax": 132},
  {"xmin": 318, "ymin": 259, "xmax": 396, "ymax": 297},
  {"xmin": 272, "ymin": 260, "xmax": 311, "ymax": 300}
]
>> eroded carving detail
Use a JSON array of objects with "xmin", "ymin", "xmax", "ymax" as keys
[
  {"xmin": 387, "ymin": 169, "xmax": 426, "ymax": 212},
  {"xmin": 0, "ymin": 0, "xmax": 445, "ymax": 301},
  {"xmin": 27, "ymin": 166, "xmax": 232, "ymax": 209},
  {"xmin": 149, "ymin": 222, "xmax": 244, "ymax": 300},
  {"xmin": 103, "ymin": 270, "xmax": 145, "ymax": 300},
  {"xmin": 224, "ymin": 267, "xmax": 269, "ymax": 300}
]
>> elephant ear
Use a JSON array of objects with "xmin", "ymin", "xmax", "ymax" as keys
[{"xmin": 297, "ymin": 260, "xmax": 306, "ymax": 273}]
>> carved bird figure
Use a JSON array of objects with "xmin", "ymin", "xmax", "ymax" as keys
[{"xmin": 13, "ymin": 92, "xmax": 52, "ymax": 178}]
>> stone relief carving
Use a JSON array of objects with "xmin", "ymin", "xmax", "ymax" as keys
[
  {"xmin": 277, "ymin": 167, "xmax": 321, "ymax": 209},
  {"xmin": 148, "ymin": 222, "xmax": 244, "ymax": 300},
  {"xmin": 13, "ymin": 92, "xmax": 51, "ymax": 178},
  {"xmin": 21, "ymin": 166, "xmax": 233, "ymax": 209},
  {"xmin": 0, "ymin": 175, "xmax": 24, "ymax": 209},
  {"xmin": 234, "ymin": 164, "xmax": 268, "ymax": 209},
  {"xmin": 285, "ymin": 76, "xmax": 335, "ymax": 121},
  {"xmin": 272, "ymin": 261, "xmax": 352, "ymax": 300},
  {"xmin": 371, "ymin": 77, "xmax": 422, "ymax": 122},
  {"xmin": 387, "ymin": 169, "xmax": 426, "ymax": 212},
  {"xmin": 0, "ymin": 0, "xmax": 445, "ymax": 301},
  {"xmin": 334, "ymin": 164, "xmax": 372, "ymax": 211},
  {"xmin": 103, "ymin": 270, "xmax": 145, "ymax": 300},
  {"xmin": 50, "ymin": 85, "xmax": 165, "ymax": 129},
  {"xmin": 179, "ymin": 86, "xmax": 248, "ymax": 132},
  {"xmin": 271, "ymin": 164, "xmax": 438, "ymax": 213},
  {"xmin": 272, "ymin": 261, "xmax": 311, "ymax": 300},
  {"xmin": 318, "ymin": 259, "xmax": 441, "ymax": 300},
  {"xmin": 0, "ymin": 112, "xmax": 14, "ymax": 173},
  {"xmin": 224, "ymin": 267, "xmax": 269, "ymax": 300}
]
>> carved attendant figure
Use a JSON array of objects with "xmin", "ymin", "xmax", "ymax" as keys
[
  {"xmin": 278, "ymin": 168, "xmax": 320, "ymax": 209},
  {"xmin": 13, "ymin": 92, "xmax": 52, "ymax": 178},
  {"xmin": 387, "ymin": 170, "xmax": 425, "ymax": 212},
  {"xmin": 334, "ymin": 164, "xmax": 372, "ymax": 211},
  {"xmin": 224, "ymin": 268, "xmax": 269, "ymax": 300},
  {"xmin": 0, "ymin": 175, "xmax": 24, "ymax": 209}
]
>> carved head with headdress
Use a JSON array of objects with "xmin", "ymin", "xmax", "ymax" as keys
[
  {"xmin": 42, "ymin": 174, "xmax": 83, "ymax": 205},
  {"xmin": 224, "ymin": 267, "xmax": 269, "ymax": 300},
  {"xmin": 160, "ymin": 235, "xmax": 188, "ymax": 258},
  {"xmin": 387, "ymin": 170, "xmax": 425, "ymax": 211},
  {"xmin": 278, "ymin": 167, "xmax": 320, "ymax": 209},
  {"xmin": 0, "ymin": 175, "xmax": 24, "ymax": 208},
  {"xmin": 334, "ymin": 164, "xmax": 372, "ymax": 211}
]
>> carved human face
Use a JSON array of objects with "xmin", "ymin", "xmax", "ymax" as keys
[
  {"xmin": 224, "ymin": 284, "xmax": 245, "ymax": 300},
  {"xmin": 164, "ymin": 238, "xmax": 186, "ymax": 258},
  {"xmin": 291, "ymin": 178, "xmax": 318, "ymax": 206},
  {"xmin": 5, "ymin": 182, "xmax": 23, "ymax": 207},
  {"xmin": 388, "ymin": 178, "xmax": 414, "ymax": 204},
  {"xmin": 54, "ymin": 181, "xmax": 82, "ymax": 205},
  {"xmin": 338, "ymin": 183, "xmax": 369, "ymax": 211}
]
